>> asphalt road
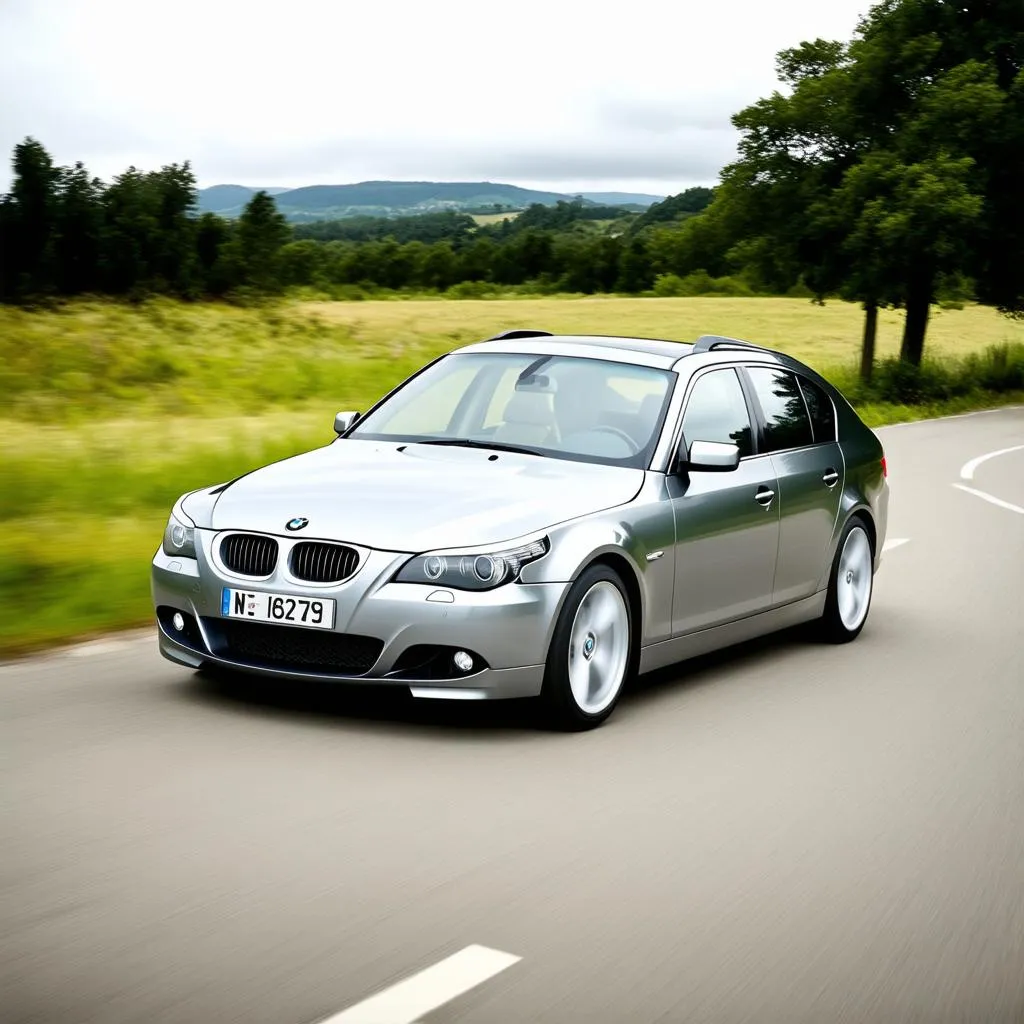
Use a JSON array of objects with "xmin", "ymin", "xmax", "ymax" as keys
[{"xmin": 3, "ymin": 406, "xmax": 1023, "ymax": 1024}]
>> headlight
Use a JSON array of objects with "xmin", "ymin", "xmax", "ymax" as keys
[
  {"xmin": 395, "ymin": 538, "xmax": 548, "ymax": 591},
  {"xmin": 162, "ymin": 509, "xmax": 197, "ymax": 559}
]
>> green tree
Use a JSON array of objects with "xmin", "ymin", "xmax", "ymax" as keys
[
  {"xmin": 457, "ymin": 237, "xmax": 498, "ymax": 283},
  {"xmin": 629, "ymin": 187, "xmax": 715, "ymax": 234},
  {"xmin": 195, "ymin": 212, "xmax": 232, "ymax": 294},
  {"xmin": 847, "ymin": 0, "xmax": 1024, "ymax": 355},
  {"xmin": 645, "ymin": 207, "xmax": 733, "ymax": 282},
  {"xmin": 100, "ymin": 167, "xmax": 156, "ymax": 295},
  {"xmin": 614, "ymin": 238, "xmax": 654, "ymax": 293},
  {"xmin": 277, "ymin": 239, "xmax": 325, "ymax": 287},
  {"xmin": 5, "ymin": 137, "xmax": 61, "ymax": 297},
  {"xmin": 148, "ymin": 162, "xmax": 199, "ymax": 295},
  {"xmin": 224, "ymin": 190, "xmax": 291, "ymax": 294},
  {"xmin": 54, "ymin": 162, "xmax": 104, "ymax": 296},
  {"xmin": 720, "ymin": 0, "xmax": 1024, "ymax": 368},
  {"xmin": 717, "ymin": 38, "xmax": 888, "ymax": 375},
  {"xmin": 0, "ymin": 196, "xmax": 16, "ymax": 299},
  {"xmin": 418, "ymin": 241, "xmax": 458, "ymax": 291}
]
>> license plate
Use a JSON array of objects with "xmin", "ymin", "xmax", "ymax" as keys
[{"xmin": 221, "ymin": 588, "xmax": 336, "ymax": 630}]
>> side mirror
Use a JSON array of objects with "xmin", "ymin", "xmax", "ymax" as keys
[
  {"xmin": 334, "ymin": 410, "xmax": 360, "ymax": 435},
  {"xmin": 682, "ymin": 439, "xmax": 740, "ymax": 472}
]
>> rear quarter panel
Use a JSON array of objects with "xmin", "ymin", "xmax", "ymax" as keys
[{"xmin": 830, "ymin": 391, "xmax": 889, "ymax": 579}]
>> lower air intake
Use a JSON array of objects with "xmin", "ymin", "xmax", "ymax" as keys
[{"xmin": 210, "ymin": 620, "xmax": 383, "ymax": 676}]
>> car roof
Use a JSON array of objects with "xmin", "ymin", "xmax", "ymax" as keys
[
  {"xmin": 456, "ymin": 330, "xmax": 806, "ymax": 373},
  {"xmin": 457, "ymin": 332, "xmax": 697, "ymax": 369}
]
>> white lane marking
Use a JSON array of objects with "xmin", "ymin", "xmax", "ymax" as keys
[
  {"xmin": 952, "ymin": 483, "xmax": 1024, "ymax": 516},
  {"xmin": 882, "ymin": 538, "xmax": 910, "ymax": 552},
  {"xmin": 959, "ymin": 444, "xmax": 1024, "ymax": 481},
  {"xmin": 315, "ymin": 945, "xmax": 521, "ymax": 1024}
]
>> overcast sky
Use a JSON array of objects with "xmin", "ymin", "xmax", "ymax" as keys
[{"xmin": 1, "ymin": 0, "xmax": 872, "ymax": 196}]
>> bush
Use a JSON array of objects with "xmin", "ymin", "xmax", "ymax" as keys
[
  {"xmin": 847, "ymin": 342, "xmax": 1024, "ymax": 405},
  {"xmin": 935, "ymin": 273, "xmax": 976, "ymax": 305},
  {"xmin": 445, "ymin": 280, "xmax": 500, "ymax": 299},
  {"xmin": 869, "ymin": 358, "xmax": 965, "ymax": 403},
  {"xmin": 704, "ymin": 275, "xmax": 755, "ymax": 297},
  {"xmin": 652, "ymin": 271, "xmax": 756, "ymax": 298},
  {"xmin": 962, "ymin": 343, "xmax": 1024, "ymax": 392},
  {"xmin": 786, "ymin": 279, "xmax": 817, "ymax": 299},
  {"xmin": 652, "ymin": 273, "xmax": 692, "ymax": 297}
]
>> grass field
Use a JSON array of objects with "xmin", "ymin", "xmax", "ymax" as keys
[
  {"xmin": 1, "ymin": 295, "xmax": 1022, "ymax": 656},
  {"xmin": 471, "ymin": 212, "xmax": 520, "ymax": 225}
]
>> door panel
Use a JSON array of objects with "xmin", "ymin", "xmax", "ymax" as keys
[
  {"xmin": 770, "ymin": 443, "xmax": 844, "ymax": 602},
  {"xmin": 742, "ymin": 366, "xmax": 844, "ymax": 604},
  {"xmin": 670, "ymin": 367, "xmax": 779, "ymax": 636},
  {"xmin": 670, "ymin": 458, "xmax": 781, "ymax": 634}
]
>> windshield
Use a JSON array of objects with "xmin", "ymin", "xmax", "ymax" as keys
[{"xmin": 349, "ymin": 351, "xmax": 676, "ymax": 468}]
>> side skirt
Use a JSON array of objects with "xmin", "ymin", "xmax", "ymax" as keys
[{"xmin": 638, "ymin": 592, "xmax": 827, "ymax": 676}]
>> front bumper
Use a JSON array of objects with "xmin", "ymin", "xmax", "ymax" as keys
[{"xmin": 151, "ymin": 538, "xmax": 568, "ymax": 700}]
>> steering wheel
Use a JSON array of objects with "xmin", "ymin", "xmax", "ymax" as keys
[{"xmin": 587, "ymin": 425, "xmax": 640, "ymax": 455}]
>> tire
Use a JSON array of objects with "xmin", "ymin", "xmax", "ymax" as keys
[
  {"xmin": 540, "ymin": 564, "xmax": 634, "ymax": 730},
  {"xmin": 818, "ymin": 515, "xmax": 875, "ymax": 644}
]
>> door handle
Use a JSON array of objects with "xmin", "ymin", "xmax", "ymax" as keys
[
  {"xmin": 755, "ymin": 486, "xmax": 775, "ymax": 507},
  {"xmin": 822, "ymin": 468, "xmax": 840, "ymax": 487}
]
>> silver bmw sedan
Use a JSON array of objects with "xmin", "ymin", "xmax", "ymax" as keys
[{"xmin": 152, "ymin": 330, "xmax": 889, "ymax": 730}]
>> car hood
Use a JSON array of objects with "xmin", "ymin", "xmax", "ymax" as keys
[{"xmin": 201, "ymin": 440, "xmax": 644, "ymax": 551}]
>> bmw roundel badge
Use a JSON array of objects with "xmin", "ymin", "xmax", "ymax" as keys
[{"xmin": 285, "ymin": 517, "xmax": 309, "ymax": 531}]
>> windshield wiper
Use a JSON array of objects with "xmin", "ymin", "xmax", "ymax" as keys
[{"xmin": 415, "ymin": 438, "xmax": 542, "ymax": 457}]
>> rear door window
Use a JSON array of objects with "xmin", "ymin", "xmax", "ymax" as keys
[
  {"xmin": 745, "ymin": 367, "xmax": 814, "ymax": 452},
  {"xmin": 798, "ymin": 376, "xmax": 837, "ymax": 443}
]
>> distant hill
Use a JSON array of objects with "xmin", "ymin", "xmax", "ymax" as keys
[
  {"xmin": 577, "ymin": 191, "xmax": 666, "ymax": 208},
  {"xmin": 196, "ymin": 181, "xmax": 663, "ymax": 221},
  {"xmin": 194, "ymin": 184, "xmax": 292, "ymax": 216}
]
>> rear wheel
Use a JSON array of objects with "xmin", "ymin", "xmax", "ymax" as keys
[
  {"xmin": 541, "ymin": 564, "xmax": 633, "ymax": 730},
  {"xmin": 818, "ymin": 515, "xmax": 874, "ymax": 643}
]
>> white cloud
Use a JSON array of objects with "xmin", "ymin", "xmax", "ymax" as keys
[{"xmin": 0, "ymin": 0, "xmax": 871, "ymax": 194}]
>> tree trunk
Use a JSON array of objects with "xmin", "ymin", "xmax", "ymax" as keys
[
  {"xmin": 900, "ymin": 277, "xmax": 932, "ymax": 366},
  {"xmin": 860, "ymin": 301, "xmax": 878, "ymax": 382}
]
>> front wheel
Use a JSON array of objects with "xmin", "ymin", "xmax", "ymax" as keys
[
  {"xmin": 818, "ymin": 516, "xmax": 875, "ymax": 643},
  {"xmin": 541, "ymin": 565, "xmax": 634, "ymax": 730}
]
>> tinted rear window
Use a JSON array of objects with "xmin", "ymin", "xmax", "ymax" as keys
[
  {"xmin": 745, "ymin": 367, "xmax": 814, "ymax": 452},
  {"xmin": 798, "ymin": 376, "xmax": 837, "ymax": 443}
]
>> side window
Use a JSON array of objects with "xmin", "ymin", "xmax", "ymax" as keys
[
  {"xmin": 745, "ymin": 367, "xmax": 814, "ymax": 452},
  {"xmin": 798, "ymin": 376, "xmax": 836, "ymax": 443},
  {"xmin": 680, "ymin": 368, "xmax": 754, "ymax": 457}
]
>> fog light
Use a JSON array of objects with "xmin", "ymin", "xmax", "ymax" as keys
[
  {"xmin": 453, "ymin": 650, "xmax": 474, "ymax": 673},
  {"xmin": 172, "ymin": 612, "xmax": 185, "ymax": 632}
]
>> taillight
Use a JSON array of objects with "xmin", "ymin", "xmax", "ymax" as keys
[{"xmin": 881, "ymin": 455, "xmax": 887, "ymax": 478}]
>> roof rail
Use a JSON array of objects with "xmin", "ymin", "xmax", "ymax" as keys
[
  {"xmin": 486, "ymin": 329, "xmax": 554, "ymax": 341},
  {"xmin": 692, "ymin": 334, "xmax": 767, "ymax": 354}
]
